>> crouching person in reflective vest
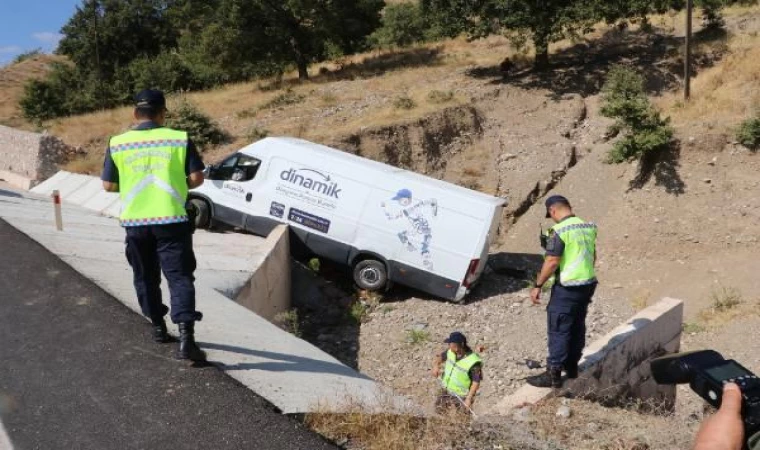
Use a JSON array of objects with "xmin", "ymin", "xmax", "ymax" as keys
[
  {"xmin": 432, "ymin": 331, "xmax": 482, "ymax": 414},
  {"xmin": 101, "ymin": 89, "xmax": 207, "ymax": 362}
]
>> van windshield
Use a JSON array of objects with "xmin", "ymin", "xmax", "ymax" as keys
[{"xmin": 212, "ymin": 153, "xmax": 261, "ymax": 182}]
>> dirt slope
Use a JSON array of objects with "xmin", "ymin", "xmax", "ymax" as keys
[{"xmin": 0, "ymin": 54, "xmax": 62, "ymax": 128}]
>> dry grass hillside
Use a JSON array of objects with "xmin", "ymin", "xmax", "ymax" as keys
[{"xmin": 0, "ymin": 54, "xmax": 62, "ymax": 129}]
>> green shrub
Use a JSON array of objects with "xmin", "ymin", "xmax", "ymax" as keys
[
  {"xmin": 393, "ymin": 95, "xmax": 416, "ymax": 110},
  {"xmin": 710, "ymin": 285, "xmax": 743, "ymax": 311},
  {"xmin": 245, "ymin": 125, "xmax": 269, "ymax": 143},
  {"xmin": 350, "ymin": 301, "xmax": 370, "ymax": 324},
  {"xmin": 275, "ymin": 309, "xmax": 301, "ymax": 337},
  {"xmin": 737, "ymin": 115, "xmax": 760, "ymax": 150},
  {"xmin": 370, "ymin": 3, "xmax": 428, "ymax": 49},
  {"xmin": 405, "ymin": 329, "xmax": 430, "ymax": 345},
  {"xmin": 20, "ymin": 79, "xmax": 65, "ymax": 123},
  {"xmin": 260, "ymin": 88, "xmax": 306, "ymax": 111},
  {"xmin": 427, "ymin": 90, "xmax": 454, "ymax": 104},
  {"xmin": 13, "ymin": 48, "xmax": 43, "ymax": 64},
  {"xmin": 601, "ymin": 66, "xmax": 673, "ymax": 163},
  {"xmin": 166, "ymin": 98, "xmax": 228, "ymax": 151},
  {"xmin": 699, "ymin": 0, "xmax": 725, "ymax": 30}
]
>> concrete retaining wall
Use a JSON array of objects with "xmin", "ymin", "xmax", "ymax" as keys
[
  {"xmin": 235, "ymin": 224, "xmax": 292, "ymax": 321},
  {"xmin": 494, "ymin": 297, "xmax": 684, "ymax": 414},
  {"xmin": 0, "ymin": 126, "xmax": 81, "ymax": 189},
  {"xmin": 30, "ymin": 170, "xmax": 292, "ymax": 322}
]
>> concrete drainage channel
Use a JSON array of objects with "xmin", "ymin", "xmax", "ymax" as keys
[{"xmin": 1, "ymin": 171, "xmax": 687, "ymax": 446}]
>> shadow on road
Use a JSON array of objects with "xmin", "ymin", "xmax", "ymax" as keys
[
  {"xmin": 0, "ymin": 189, "xmax": 22, "ymax": 198},
  {"xmin": 200, "ymin": 341, "xmax": 372, "ymax": 380}
]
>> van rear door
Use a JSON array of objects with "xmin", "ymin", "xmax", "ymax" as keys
[{"xmin": 463, "ymin": 204, "xmax": 504, "ymax": 289}]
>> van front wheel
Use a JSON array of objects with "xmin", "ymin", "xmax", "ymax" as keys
[
  {"xmin": 189, "ymin": 198, "xmax": 211, "ymax": 229},
  {"xmin": 353, "ymin": 259, "xmax": 387, "ymax": 291}
]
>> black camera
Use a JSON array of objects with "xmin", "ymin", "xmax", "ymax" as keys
[{"xmin": 651, "ymin": 350, "xmax": 760, "ymax": 438}]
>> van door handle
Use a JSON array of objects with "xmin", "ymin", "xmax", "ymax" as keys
[{"xmin": 246, "ymin": 193, "xmax": 252, "ymax": 202}]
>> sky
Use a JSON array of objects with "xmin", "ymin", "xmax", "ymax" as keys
[{"xmin": 0, "ymin": 0, "xmax": 82, "ymax": 65}]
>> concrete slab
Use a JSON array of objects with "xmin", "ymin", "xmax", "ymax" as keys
[
  {"xmin": 29, "ymin": 170, "xmax": 73, "ymax": 195},
  {"xmin": 0, "ymin": 187, "xmax": 413, "ymax": 415},
  {"xmin": 31, "ymin": 171, "xmax": 92, "ymax": 198},
  {"xmin": 81, "ymin": 191, "xmax": 120, "ymax": 215},
  {"xmin": 493, "ymin": 298, "xmax": 684, "ymax": 414},
  {"xmin": 65, "ymin": 177, "xmax": 107, "ymax": 205}
]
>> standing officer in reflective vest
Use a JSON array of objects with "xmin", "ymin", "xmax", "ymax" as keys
[
  {"xmin": 528, "ymin": 195, "xmax": 597, "ymax": 388},
  {"xmin": 102, "ymin": 89, "xmax": 207, "ymax": 362},
  {"xmin": 432, "ymin": 331, "xmax": 483, "ymax": 414}
]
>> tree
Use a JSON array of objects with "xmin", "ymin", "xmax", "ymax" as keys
[
  {"xmin": 370, "ymin": 3, "xmax": 428, "ymax": 49},
  {"xmin": 600, "ymin": 0, "xmax": 673, "ymax": 27},
  {"xmin": 254, "ymin": 0, "xmax": 385, "ymax": 79},
  {"xmin": 600, "ymin": 66, "xmax": 673, "ymax": 163},
  {"xmin": 58, "ymin": 0, "xmax": 177, "ymax": 77},
  {"xmin": 423, "ymin": 0, "xmax": 601, "ymax": 70}
]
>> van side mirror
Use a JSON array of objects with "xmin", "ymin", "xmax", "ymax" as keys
[{"xmin": 205, "ymin": 165, "xmax": 218, "ymax": 179}]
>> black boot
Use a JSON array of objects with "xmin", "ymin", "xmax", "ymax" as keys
[
  {"xmin": 565, "ymin": 364, "xmax": 578, "ymax": 379},
  {"xmin": 177, "ymin": 322, "xmax": 206, "ymax": 362},
  {"xmin": 526, "ymin": 367, "xmax": 563, "ymax": 388},
  {"xmin": 152, "ymin": 318, "xmax": 170, "ymax": 343}
]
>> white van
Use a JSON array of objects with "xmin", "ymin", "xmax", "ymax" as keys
[{"xmin": 189, "ymin": 137, "xmax": 506, "ymax": 302}]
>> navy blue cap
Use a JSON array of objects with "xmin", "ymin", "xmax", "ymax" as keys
[
  {"xmin": 134, "ymin": 89, "xmax": 167, "ymax": 111},
  {"xmin": 545, "ymin": 195, "xmax": 570, "ymax": 218},
  {"xmin": 444, "ymin": 331, "xmax": 467, "ymax": 345}
]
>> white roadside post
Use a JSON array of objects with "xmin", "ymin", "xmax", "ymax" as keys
[{"xmin": 51, "ymin": 190, "xmax": 63, "ymax": 231}]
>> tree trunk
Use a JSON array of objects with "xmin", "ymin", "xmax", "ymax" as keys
[
  {"xmin": 297, "ymin": 59, "xmax": 309, "ymax": 80},
  {"xmin": 291, "ymin": 37, "xmax": 310, "ymax": 80},
  {"xmin": 533, "ymin": 34, "xmax": 549, "ymax": 71}
]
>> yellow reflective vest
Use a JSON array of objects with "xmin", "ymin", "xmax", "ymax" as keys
[
  {"xmin": 440, "ymin": 350, "xmax": 482, "ymax": 397},
  {"xmin": 549, "ymin": 216, "xmax": 597, "ymax": 286},
  {"xmin": 109, "ymin": 128, "xmax": 189, "ymax": 226}
]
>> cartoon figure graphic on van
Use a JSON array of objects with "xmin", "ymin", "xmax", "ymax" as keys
[{"xmin": 381, "ymin": 189, "xmax": 438, "ymax": 270}]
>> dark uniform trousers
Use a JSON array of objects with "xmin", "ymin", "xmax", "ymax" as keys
[
  {"xmin": 124, "ymin": 222, "xmax": 203, "ymax": 324},
  {"xmin": 546, "ymin": 283, "xmax": 597, "ymax": 369}
]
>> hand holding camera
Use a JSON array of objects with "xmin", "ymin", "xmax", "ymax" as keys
[{"xmin": 651, "ymin": 350, "xmax": 760, "ymax": 449}]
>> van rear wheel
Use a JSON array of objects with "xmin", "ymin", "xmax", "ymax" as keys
[
  {"xmin": 189, "ymin": 198, "xmax": 211, "ymax": 229},
  {"xmin": 353, "ymin": 259, "xmax": 387, "ymax": 291}
]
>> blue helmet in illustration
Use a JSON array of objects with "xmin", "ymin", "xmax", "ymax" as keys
[{"xmin": 392, "ymin": 189, "xmax": 413, "ymax": 201}]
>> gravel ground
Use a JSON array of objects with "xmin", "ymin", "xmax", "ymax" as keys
[{"xmin": 356, "ymin": 270, "xmax": 626, "ymax": 415}]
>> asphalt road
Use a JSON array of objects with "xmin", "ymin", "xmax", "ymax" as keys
[{"xmin": 0, "ymin": 218, "xmax": 337, "ymax": 450}]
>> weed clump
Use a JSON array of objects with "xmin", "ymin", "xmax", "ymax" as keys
[{"xmin": 737, "ymin": 114, "xmax": 760, "ymax": 151}]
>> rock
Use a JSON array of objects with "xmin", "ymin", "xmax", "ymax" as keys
[
  {"xmin": 513, "ymin": 406, "xmax": 531, "ymax": 422},
  {"xmin": 499, "ymin": 153, "xmax": 517, "ymax": 163},
  {"xmin": 410, "ymin": 322, "xmax": 428, "ymax": 332},
  {"xmin": 525, "ymin": 359, "xmax": 542, "ymax": 369},
  {"xmin": 708, "ymin": 157, "xmax": 717, "ymax": 166},
  {"xmin": 556, "ymin": 405, "xmax": 572, "ymax": 419},
  {"xmin": 587, "ymin": 422, "xmax": 600, "ymax": 432},
  {"xmin": 703, "ymin": 178, "xmax": 712, "ymax": 184}
]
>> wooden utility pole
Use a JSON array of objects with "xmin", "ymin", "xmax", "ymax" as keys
[{"xmin": 685, "ymin": 0, "xmax": 693, "ymax": 100}]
